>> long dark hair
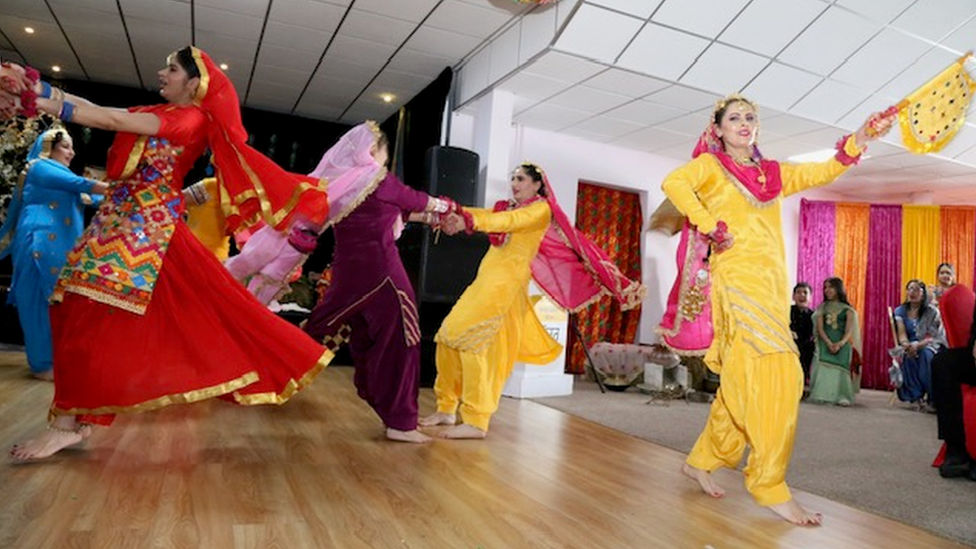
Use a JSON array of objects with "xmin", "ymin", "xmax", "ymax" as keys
[
  {"xmin": 174, "ymin": 47, "xmax": 201, "ymax": 79},
  {"xmin": 903, "ymin": 278, "xmax": 931, "ymax": 312},
  {"xmin": 823, "ymin": 277, "xmax": 850, "ymax": 305}
]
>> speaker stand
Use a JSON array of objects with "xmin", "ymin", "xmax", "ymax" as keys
[{"xmin": 570, "ymin": 314, "xmax": 605, "ymax": 394}]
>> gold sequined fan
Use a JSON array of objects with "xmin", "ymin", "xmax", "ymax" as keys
[{"xmin": 894, "ymin": 53, "xmax": 975, "ymax": 154}]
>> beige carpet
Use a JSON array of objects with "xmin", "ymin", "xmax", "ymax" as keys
[{"xmin": 532, "ymin": 383, "xmax": 976, "ymax": 547}]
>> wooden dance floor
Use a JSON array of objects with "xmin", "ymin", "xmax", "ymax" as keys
[{"xmin": 0, "ymin": 352, "xmax": 967, "ymax": 549}]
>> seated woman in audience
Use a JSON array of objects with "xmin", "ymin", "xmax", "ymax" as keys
[
  {"xmin": 808, "ymin": 277, "xmax": 859, "ymax": 406},
  {"xmin": 931, "ymin": 262, "xmax": 956, "ymax": 308},
  {"xmin": 895, "ymin": 279, "xmax": 947, "ymax": 409}
]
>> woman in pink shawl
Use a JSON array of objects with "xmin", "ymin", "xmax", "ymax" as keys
[{"xmin": 420, "ymin": 162, "xmax": 645, "ymax": 439}]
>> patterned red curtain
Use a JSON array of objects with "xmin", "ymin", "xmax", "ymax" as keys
[{"xmin": 566, "ymin": 182, "xmax": 643, "ymax": 374}]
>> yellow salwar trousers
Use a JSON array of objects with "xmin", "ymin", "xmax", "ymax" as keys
[
  {"xmin": 686, "ymin": 345, "xmax": 804, "ymax": 506},
  {"xmin": 433, "ymin": 306, "xmax": 522, "ymax": 432}
]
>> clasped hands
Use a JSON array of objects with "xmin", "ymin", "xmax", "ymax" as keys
[{"xmin": 439, "ymin": 212, "xmax": 465, "ymax": 236}]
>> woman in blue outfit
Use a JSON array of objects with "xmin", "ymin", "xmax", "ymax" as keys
[
  {"xmin": 0, "ymin": 128, "xmax": 107, "ymax": 379},
  {"xmin": 894, "ymin": 279, "xmax": 946, "ymax": 408}
]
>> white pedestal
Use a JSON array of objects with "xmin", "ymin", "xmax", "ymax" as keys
[
  {"xmin": 502, "ymin": 294, "xmax": 574, "ymax": 399},
  {"xmin": 643, "ymin": 363, "xmax": 689, "ymax": 391}
]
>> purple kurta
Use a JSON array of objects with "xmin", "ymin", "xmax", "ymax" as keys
[{"xmin": 304, "ymin": 173, "xmax": 430, "ymax": 430}]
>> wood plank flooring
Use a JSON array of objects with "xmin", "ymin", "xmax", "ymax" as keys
[{"xmin": 0, "ymin": 351, "xmax": 968, "ymax": 549}]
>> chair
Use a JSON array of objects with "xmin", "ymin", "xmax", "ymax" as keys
[{"xmin": 932, "ymin": 284, "xmax": 976, "ymax": 465}]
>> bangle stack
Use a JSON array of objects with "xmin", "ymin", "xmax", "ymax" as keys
[{"xmin": 59, "ymin": 100, "xmax": 75, "ymax": 123}]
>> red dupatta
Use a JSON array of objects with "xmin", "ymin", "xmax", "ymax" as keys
[{"xmin": 189, "ymin": 47, "xmax": 329, "ymax": 233}]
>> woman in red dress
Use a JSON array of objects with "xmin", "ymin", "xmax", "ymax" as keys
[{"xmin": 10, "ymin": 46, "xmax": 332, "ymax": 461}]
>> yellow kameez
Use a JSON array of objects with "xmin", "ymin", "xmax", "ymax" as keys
[
  {"xmin": 185, "ymin": 178, "xmax": 231, "ymax": 261},
  {"xmin": 662, "ymin": 137, "xmax": 862, "ymax": 506},
  {"xmin": 433, "ymin": 200, "xmax": 562, "ymax": 430}
]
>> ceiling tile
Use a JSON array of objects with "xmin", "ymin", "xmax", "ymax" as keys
[
  {"xmin": 943, "ymin": 14, "xmax": 976, "ymax": 53},
  {"xmin": 759, "ymin": 113, "xmax": 830, "ymax": 138},
  {"xmin": 547, "ymin": 85, "xmax": 631, "ymax": 114},
  {"xmin": 777, "ymin": 7, "xmax": 879, "ymax": 77},
  {"xmin": 603, "ymin": 98, "xmax": 684, "ymax": 125},
  {"xmin": 523, "ymin": 50, "xmax": 604, "ymax": 84},
  {"xmin": 2, "ymin": 0, "xmax": 55, "ymax": 20},
  {"xmin": 388, "ymin": 49, "xmax": 454, "ymax": 77},
  {"xmin": 255, "ymin": 43, "xmax": 321, "ymax": 73},
  {"xmin": 261, "ymin": 21, "xmax": 331, "ymax": 53},
  {"xmin": 644, "ymin": 85, "xmax": 721, "ymax": 112},
  {"xmin": 833, "ymin": 0, "xmax": 915, "ymax": 25},
  {"xmin": 582, "ymin": 68, "xmax": 670, "ymax": 98},
  {"xmin": 829, "ymin": 29, "xmax": 930, "ymax": 91},
  {"xmin": 877, "ymin": 49, "xmax": 962, "ymax": 105},
  {"xmin": 553, "ymin": 3, "xmax": 643, "ymax": 64},
  {"xmin": 120, "ymin": 0, "xmax": 190, "ymax": 28},
  {"xmin": 680, "ymin": 43, "xmax": 769, "ymax": 94},
  {"xmin": 719, "ymin": 0, "xmax": 826, "ymax": 57},
  {"xmin": 426, "ymin": 0, "xmax": 515, "ymax": 39},
  {"xmin": 568, "ymin": 115, "xmax": 646, "ymax": 139},
  {"xmin": 586, "ymin": 0, "xmax": 665, "ymax": 19},
  {"xmin": 515, "ymin": 102, "xmax": 592, "ymax": 130},
  {"xmin": 612, "ymin": 126, "xmax": 694, "ymax": 152},
  {"xmin": 791, "ymin": 78, "xmax": 870, "ymax": 124},
  {"xmin": 354, "ymin": 0, "xmax": 439, "ymax": 23},
  {"xmin": 652, "ymin": 0, "xmax": 750, "ymax": 38},
  {"xmin": 655, "ymin": 111, "xmax": 709, "ymax": 136},
  {"xmin": 405, "ymin": 26, "xmax": 483, "ymax": 57},
  {"xmin": 743, "ymin": 62, "xmax": 822, "ymax": 112},
  {"xmin": 327, "ymin": 34, "xmax": 397, "ymax": 67},
  {"xmin": 195, "ymin": 6, "xmax": 264, "ymax": 40},
  {"xmin": 498, "ymin": 71, "xmax": 572, "ymax": 106},
  {"xmin": 197, "ymin": 0, "xmax": 268, "ymax": 18},
  {"xmin": 269, "ymin": 0, "xmax": 345, "ymax": 30},
  {"xmin": 342, "ymin": 9, "xmax": 416, "ymax": 47},
  {"xmin": 458, "ymin": 47, "xmax": 490, "ymax": 104},
  {"xmin": 616, "ymin": 23, "xmax": 710, "ymax": 81},
  {"xmin": 889, "ymin": 0, "xmax": 976, "ymax": 42}
]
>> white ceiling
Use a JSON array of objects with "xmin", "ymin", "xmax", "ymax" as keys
[{"xmin": 1, "ymin": 0, "xmax": 975, "ymax": 203}]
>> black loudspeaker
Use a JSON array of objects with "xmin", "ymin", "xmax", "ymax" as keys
[
  {"xmin": 397, "ymin": 146, "xmax": 488, "ymax": 385},
  {"xmin": 416, "ymin": 146, "xmax": 487, "ymax": 303}
]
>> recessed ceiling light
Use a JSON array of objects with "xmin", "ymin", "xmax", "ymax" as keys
[
  {"xmin": 24, "ymin": 27, "xmax": 35, "ymax": 34},
  {"xmin": 219, "ymin": 63, "xmax": 229, "ymax": 70},
  {"xmin": 51, "ymin": 65, "xmax": 61, "ymax": 73},
  {"xmin": 381, "ymin": 94, "xmax": 394, "ymax": 103}
]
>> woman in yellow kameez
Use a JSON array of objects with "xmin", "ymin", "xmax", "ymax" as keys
[
  {"xmin": 421, "ymin": 162, "xmax": 644, "ymax": 439},
  {"xmin": 663, "ymin": 94, "xmax": 895, "ymax": 525}
]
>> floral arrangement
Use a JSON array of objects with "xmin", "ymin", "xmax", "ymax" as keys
[{"xmin": 0, "ymin": 115, "xmax": 50, "ymax": 225}]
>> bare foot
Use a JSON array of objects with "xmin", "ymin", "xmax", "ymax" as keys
[
  {"xmin": 32, "ymin": 370, "xmax": 54, "ymax": 381},
  {"xmin": 768, "ymin": 499, "xmax": 823, "ymax": 526},
  {"xmin": 418, "ymin": 412, "xmax": 456, "ymax": 427},
  {"xmin": 385, "ymin": 428, "xmax": 432, "ymax": 443},
  {"xmin": 10, "ymin": 420, "xmax": 92, "ymax": 462},
  {"xmin": 682, "ymin": 463, "xmax": 725, "ymax": 498},
  {"xmin": 439, "ymin": 424, "xmax": 486, "ymax": 439}
]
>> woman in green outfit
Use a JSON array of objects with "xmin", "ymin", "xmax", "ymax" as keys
[{"xmin": 808, "ymin": 277, "xmax": 860, "ymax": 406}]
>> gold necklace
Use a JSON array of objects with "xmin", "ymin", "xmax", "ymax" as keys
[{"xmin": 731, "ymin": 155, "xmax": 767, "ymax": 186}]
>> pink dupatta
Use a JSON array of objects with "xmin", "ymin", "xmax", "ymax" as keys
[{"xmin": 529, "ymin": 171, "xmax": 645, "ymax": 312}]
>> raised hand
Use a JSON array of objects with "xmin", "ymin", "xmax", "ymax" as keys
[{"xmin": 856, "ymin": 107, "xmax": 898, "ymax": 144}]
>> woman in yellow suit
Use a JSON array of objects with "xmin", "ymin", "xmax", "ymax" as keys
[
  {"xmin": 663, "ymin": 94, "xmax": 896, "ymax": 526},
  {"xmin": 421, "ymin": 162, "xmax": 644, "ymax": 439}
]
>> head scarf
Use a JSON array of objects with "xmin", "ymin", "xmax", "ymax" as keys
[
  {"xmin": 307, "ymin": 121, "xmax": 387, "ymax": 229},
  {"xmin": 526, "ymin": 164, "xmax": 645, "ymax": 312},
  {"xmin": 188, "ymin": 47, "xmax": 330, "ymax": 233},
  {"xmin": 0, "ymin": 127, "xmax": 75, "ymax": 259}
]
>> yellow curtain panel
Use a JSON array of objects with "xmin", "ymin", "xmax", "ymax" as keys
[
  {"xmin": 834, "ymin": 203, "xmax": 870, "ymax": 326},
  {"xmin": 901, "ymin": 205, "xmax": 942, "ymax": 290},
  {"xmin": 939, "ymin": 206, "xmax": 976, "ymax": 289}
]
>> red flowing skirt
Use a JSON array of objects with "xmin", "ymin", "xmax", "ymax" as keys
[{"xmin": 50, "ymin": 224, "xmax": 332, "ymax": 425}]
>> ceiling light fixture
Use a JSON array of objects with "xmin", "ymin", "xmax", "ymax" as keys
[
  {"xmin": 24, "ymin": 27, "xmax": 35, "ymax": 34},
  {"xmin": 381, "ymin": 94, "xmax": 394, "ymax": 103},
  {"xmin": 52, "ymin": 65, "xmax": 61, "ymax": 73},
  {"xmin": 787, "ymin": 148, "xmax": 871, "ymax": 163},
  {"xmin": 219, "ymin": 63, "xmax": 229, "ymax": 70}
]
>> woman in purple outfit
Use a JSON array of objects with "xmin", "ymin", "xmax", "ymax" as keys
[{"xmin": 303, "ymin": 121, "xmax": 452, "ymax": 443}]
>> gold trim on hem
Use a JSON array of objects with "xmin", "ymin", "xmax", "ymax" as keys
[
  {"xmin": 50, "ymin": 371, "xmax": 260, "ymax": 418},
  {"xmin": 231, "ymin": 349, "xmax": 334, "ymax": 406}
]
